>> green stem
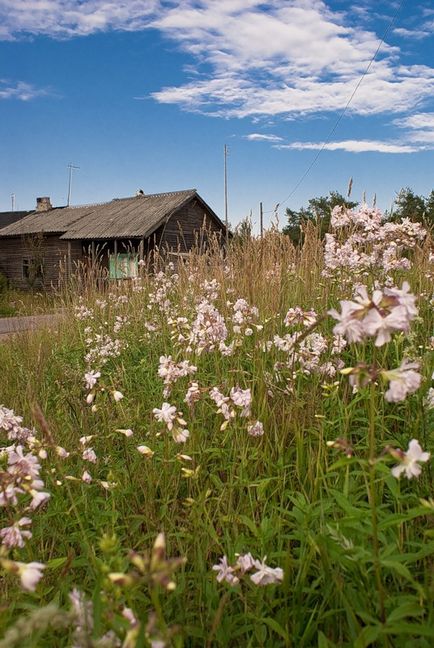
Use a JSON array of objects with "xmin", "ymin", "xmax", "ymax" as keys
[{"xmin": 367, "ymin": 382, "xmax": 386, "ymax": 625}]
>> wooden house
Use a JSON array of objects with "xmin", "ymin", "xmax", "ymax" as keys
[{"xmin": 0, "ymin": 190, "xmax": 227, "ymax": 289}]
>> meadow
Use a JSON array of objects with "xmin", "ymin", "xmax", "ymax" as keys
[{"xmin": 0, "ymin": 205, "xmax": 433, "ymax": 647}]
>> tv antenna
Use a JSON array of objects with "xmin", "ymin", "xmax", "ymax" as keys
[{"xmin": 67, "ymin": 163, "xmax": 80, "ymax": 206}]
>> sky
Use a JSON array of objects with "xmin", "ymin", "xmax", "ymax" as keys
[{"xmin": 1, "ymin": 0, "xmax": 434, "ymax": 230}]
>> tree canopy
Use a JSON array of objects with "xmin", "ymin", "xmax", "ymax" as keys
[{"xmin": 282, "ymin": 191, "xmax": 358, "ymax": 245}]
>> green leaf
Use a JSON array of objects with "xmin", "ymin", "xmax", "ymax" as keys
[
  {"xmin": 262, "ymin": 617, "xmax": 289, "ymax": 641},
  {"xmin": 387, "ymin": 602, "xmax": 424, "ymax": 624},
  {"xmin": 354, "ymin": 625, "xmax": 382, "ymax": 648}
]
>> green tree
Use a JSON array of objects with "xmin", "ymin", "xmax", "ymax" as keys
[
  {"xmin": 283, "ymin": 191, "xmax": 358, "ymax": 245},
  {"xmin": 392, "ymin": 188, "xmax": 426, "ymax": 223}
]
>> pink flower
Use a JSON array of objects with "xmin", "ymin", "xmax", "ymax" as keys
[
  {"xmin": 0, "ymin": 517, "xmax": 32, "ymax": 548},
  {"xmin": 247, "ymin": 421, "xmax": 264, "ymax": 437},
  {"xmin": 382, "ymin": 361, "xmax": 422, "ymax": 402},
  {"xmin": 212, "ymin": 556, "xmax": 239, "ymax": 586},
  {"xmin": 153, "ymin": 403, "xmax": 177, "ymax": 431},
  {"xmin": 17, "ymin": 561, "xmax": 45, "ymax": 592},
  {"xmin": 391, "ymin": 440, "xmax": 430, "ymax": 479},
  {"xmin": 82, "ymin": 448, "xmax": 97, "ymax": 463},
  {"xmin": 82, "ymin": 471, "xmax": 92, "ymax": 484},
  {"xmin": 250, "ymin": 558, "xmax": 284, "ymax": 585},
  {"xmin": 84, "ymin": 371, "xmax": 100, "ymax": 390},
  {"xmin": 363, "ymin": 305, "xmax": 410, "ymax": 347}
]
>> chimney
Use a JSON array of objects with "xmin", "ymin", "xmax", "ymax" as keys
[{"xmin": 36, "ymin": 196, "xmax": 53, "ymax": 212}]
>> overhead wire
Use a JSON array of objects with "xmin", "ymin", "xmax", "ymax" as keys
[{"xmin": 264, "ymin": 0, "xmax": 406, "ymax": 214}]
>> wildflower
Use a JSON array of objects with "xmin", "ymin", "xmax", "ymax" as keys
[
  {"xmin": 172, "ymin": 428, "xmax": 190, "ymax": 443},
  {"xmin": 137, "ymin": 445, "xmax": 154, "ymax": 457},
  {"xmin": 363, "ymin": 305, "xmax": 410, "ymax": 347},
  {"xmin": 236, "ymin": 552, "xmax": 255, "ymax": 573},
  {"xmin": 425, "ymin": 387, "xmax": 434, "ymax": 409},
  {"xmin": 84, "ymin": 370, "xmax": 101, "ymax": 390},
  {"xmin": 82, "ymin": 471, "xmax": 92, "ymax": 484},
  {"xmin": 80, "ymin": 435, "xmax": 94, "ymax": 445},
  {"xmin": 153, "ymin": 403, "xmax": 177, "ymax": 431},
  {"xmin": 250, "ymin": 558, "xmax": 284, "ymax": 586},
  {"xmin": 212, "ymin": 556, "xmax": 239, "ymax": 586},
  {"xmin": 382, "ymin": 360, "xmax": 422, "ymax": 402},
  {"xmin": 112, "ymin": 390, "xmax": 124, "ymax": 402},
  {"xmin": 9, "ymin": 561, "xmax": 45, "ymax": 592},
  {"xmin": 0, "ymin": 517, "xmax": 32, "ymax": 548},
  {"xmin": 55, "ymin": 446, "xmax": 70, "ymax": 458},
  {"xmin": 29, "ymin": 490, "xmax": 50, "ymax": 510},
  {"xmin": 391, "ymin": 439, "xmax": 430, "ymax": 479},
  {"xmin": 116, "ymin": 428, "xmax": 134, "ymax": 437},
  {"xmin": 247, "ymin": 421, "xmax": 264, "ymax": 437},
  {"xmin": 82, "ymin": 448, "xmax": 97, "ymax": 463}
]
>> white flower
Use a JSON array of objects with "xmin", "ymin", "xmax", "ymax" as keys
[
  {"xmin": 212, "ymin": 556, "xmax": 239, "ymax": 585},
  {"xmin": 363, "ymin": 305, "xmax": 410, "ymax": 347},
  {"xmin": 116, "ymin": 428, "xmax": 133, "ymax": 437},
  {"xmin": 391, "ymin": 439, "xmax": 430, "ymax": 479},
  {"xmin": 137, "ymin": 445, "xmax": 154, "ymax": 457},
  {"xmin": 17, "ymin": 561, "xmax": 45, "ymax": 592},
  {"xmin": 247, "ymin": 421, "xmax": 264, "ymax": 437},
  {"xmin": 0, "ymin": 517, "xmax": 32, "ymax": 548},
  {"xmin": 153, "ymin": 403, "xmax": 177, "ymax": 431},
  {"xmin": 250, "ymin": 558, "xmax": 284, "ymax": 586},
  {"xmin": 82, "ymin": 448, "xmax": 97, "ymax": 463},
  {"xmin": 29, "ymin": 490, "xmax": 51, "ymax": 510},
  {"xmin": 112, "ymin": 390, "xmax": 124, "ymax": 402},
  {"xmin": 84, "ymin": 370, "xmax": 101, "ymax": 390},
  {"xmin": 382, "ymin": 361, "xmax": 422, "ymax": 402},
  {"xmin": 56, "ymin": 446, "xmax": 70, "ymax": 458},
  {"xmin": 172, "ymin": 428, "xmax": 190, "ymax": 443},
  {"xmin": 236, "ymin": 552, "xmax": 255, "ymax": 573}
]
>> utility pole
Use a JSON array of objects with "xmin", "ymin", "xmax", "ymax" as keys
[
  {"xmin": 11, "ymin": 193, "xmax": 15, "ymax": 212},
  {"xmin": 224, "ymin": 144, "xmax": 228, "ymax": 243},
  {"xmin": 259, "ymin": 201, "xmax": 263, "ymax": 239},
  {"xmin": 67, "ymin": 163, "xmax": 80, "ymax": 207}
]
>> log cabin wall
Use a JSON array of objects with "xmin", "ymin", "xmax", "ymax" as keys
[
  {"xmin": 0, "ymin": 234, "xmax": 82, "ymax": 290},
  {"xmin": 159, "ymin": 199, "xmax": 223, "ymax": 252}
]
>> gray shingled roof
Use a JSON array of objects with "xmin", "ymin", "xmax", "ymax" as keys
[
  {"xmin": 0, "ymin": 190, "xmax": 203, "ymax": 240},
  {"xmin": 0, "ymin": 211, "xmax": 33, "ymax": 230}
]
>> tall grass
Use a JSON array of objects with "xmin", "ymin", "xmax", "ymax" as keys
[{"xmin": 0, "ymin": 224, "xmax": 433, "ymax": 647}]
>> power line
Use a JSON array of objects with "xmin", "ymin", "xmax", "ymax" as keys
[{"xmin": 265, "ymin": 0, "xmax": 406, "ymax": 214}]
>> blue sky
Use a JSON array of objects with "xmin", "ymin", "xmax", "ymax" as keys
[{"xmin": 1, "ymin": 0, "xmax": 434, "ymax": 230}]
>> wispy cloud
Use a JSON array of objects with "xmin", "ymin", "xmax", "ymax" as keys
[
  {"xmin": 0, "ymin": 79, "xmax": 49, "ymax": 100},
  {"xmin": 0, "ymin": 1, "xmax": 159, "ymax": 39},
  {"xmin": 393, "ymin": 27, "xmax": 430, "ymax": 40},
  {"xmin": 2, "ymin": 0, "xmax": 434, "ymax": 155},
  {"xmin": 275, "ymin": 139, "xmax": 421, "ymax": 154},
  {"xmin": 394, "ymin": 112, "xmax": 434, "ymax": 144},
  {"xmin": 245, "ymin": 133, "xmax": 283, "ymax": 142}
]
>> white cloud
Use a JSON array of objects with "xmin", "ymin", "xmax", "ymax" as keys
[
  {"xmin": 2, "ymin": 0, "xmax": 434, "ymax": 135},
  {"xmin": 0, "ymin": 79, "xmax": 48, "ymax": 100},
  {"xmin": 245, "ymin": 133, "xmax": 284, "ymax": 142},
  {"xmin": 394, "ymin": 112, "xmax": 434, "ymax": 145},
  {"xmin": 0, "ymin": 1, "xmax": 159, "ymax": 38},
  {"xmin": 150, "ymin": 1, "xmax": 434, "ymax": 120},
  {"xmin": 275, "ymin": 139, "xmax": 421, "ymax": 153},
  {"xmin": 393, "ymin": 27, "xmax": 430, "ymax": 40}
]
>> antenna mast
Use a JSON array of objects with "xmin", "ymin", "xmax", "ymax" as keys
[
  {"xmin": 67, "ymin": 163, "xmax": 80, "ymax": 207},
  {"xmin": 11, "ymin": 193, "xmax": 15, "ymax": 212}
]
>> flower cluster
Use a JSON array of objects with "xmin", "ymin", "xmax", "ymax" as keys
[
  {"xmin": 324, "ymin": 205, "xmax": 426, "ymax": 279},
  {"xmin": 158, "ymin": 355, "xmax": 197, "ymax": 397},
  {"xmin": 212, "ymin": 552, "xmax": 283, "ymax": 586}
]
